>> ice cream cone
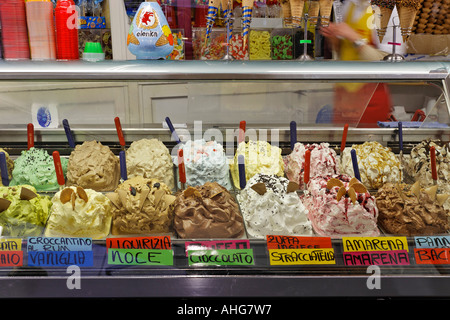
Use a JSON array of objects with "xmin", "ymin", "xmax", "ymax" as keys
[
  {"xmin": 280, "ymin": 0, "xmax": 292, "ymax": 26},
  {"xmin": 319, "ymin": 0, "xmax": 333, "ymax": 26},
  {"xmin": 290, "ymin": 0, "xmax": 305, "ymax": 27},
  {"xmin": 377, "ymin": 6, "xmax": 393, "ymax": 42},
  {"xmin": 204, "ymin": 0, "xmax": 220, "ymax": 46},
  {"xmin": 398, "ymin": 4, "xmax": 418, "ymax": 41},
  {"xmin": 308, "ymin": 0, "xmax": 320, "ymax": 25},
  {"xmin": 242, "ymin": 0, "xmax": 254, "ymax": 46}
]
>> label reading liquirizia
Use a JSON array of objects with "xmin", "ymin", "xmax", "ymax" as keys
[
  {"xmin": 414, "ymin": 236, "xmax": 450, "ymax": 265},
  {"xmin": 266, "ymin": 235, "xmax": 335, "ymax": 265},
  {"xmin": 107, "ymin": 236, "xmax": 173, "ymax": 266},
  {"xmin": 342, "ymin": 237, "xmax": 410, "ymax": 266},
  {"xmin": 27, "ymin": 237, "xmax": 93, "ymax": 267},
  {"xmin": 0, "ymin": 238, "xmax": 23, "ymax": 267}
]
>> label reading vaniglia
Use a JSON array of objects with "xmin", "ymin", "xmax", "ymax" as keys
[{"xmin": 342, "ymin": 237, "xmax": 410, "ymax": 266}]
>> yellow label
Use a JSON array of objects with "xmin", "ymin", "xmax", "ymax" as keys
[
  {"xmin": 0, "ymin": 238, "xmax": 22, "ymax": 251},
  {"xmin": 268, "ymin": 248, "xmax": 335, "ymax": 265},
  {"xmin": 342, "ymin": 237, "xmax": 409, "ymax": 252}
]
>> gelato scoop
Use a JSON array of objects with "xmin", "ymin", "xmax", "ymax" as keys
[
  {"xmin": 341, "ymin": 141, "xmax": 402, "ymax": 189},
  {"xmin": 237, "ymin": 173, "xmax": 312, "ymax": 238},
  {"xmin": 302, "ymin": 174, "xmax": 379, "ymax": 237},
  {"xmin": 10, "ymin": 147, "xmax": 68, "ymax": 191},
  {"xmin": 107, "ymin": 176, "xmax": 176, "ymax": 235},
  {"xmin": 45, "ymin": 186, "xmax": 112, "ymax": 239},
  {"xmin": 284, "ymin": 142, "xmax": 340, "ymax": 185},
  {"xmin": 174, "ymin": 182, "xmax": 245, "ymax": 238},
  {"xmin": 230, "ymin": 140, "xmax": 284, "ymax": 189},
  {"xmin": 376, "ymin": 182, "xmax": 449, "ymax": 236},
  {"xmin": 126, "ymin": 138, "xmax": 175, "ymax": 190},
  {"xmin": 0, "ymin": 185, "xmax": 52, "ymax": 237},
  {"xmin": 174, "ymin": 139, "xmax": 232, "ymax": 189},
  {"xmin": 66, "ymin": 140, "xmax": 120, "ymax": 192}
]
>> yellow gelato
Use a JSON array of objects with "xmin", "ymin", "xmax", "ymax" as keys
[
  {"xmin": 45, "ymin": 186, "xmax": 112, "ymax": 239},
  {"xmin": 230, "ymin": 140, "xmax": 284, "ymax": 189}
]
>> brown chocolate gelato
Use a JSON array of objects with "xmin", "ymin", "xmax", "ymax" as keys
[
  {"xmin": 107, "ymin": 176, "xmax": 176, "ymax": 235},
  {"xmin": 67, "ymin": 140, "xmax": 120, "ymax": 191},
  {"xmin": 376, "ymin": 182, "xmax": 449, "ymax": 236},
  {"xmin": 174, "ymin": 182, "xmax": 245, "ymax": 239}
]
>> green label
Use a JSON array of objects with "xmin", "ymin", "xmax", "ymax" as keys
[
  {"xmin": 300, "ymin": 40, "xmax": 311, "ymax": 44},
  {"xmin": 108, "ymin": 248, "xmax": 173, "ymax": 265},
  {"xmin": 188, "ymin": 249, "xmax": 254, "ymax": 266}
]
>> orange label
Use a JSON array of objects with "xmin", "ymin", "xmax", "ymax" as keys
[{"xmin": 266, "ymin": 235, "xmax": 332, "ymax": 250}]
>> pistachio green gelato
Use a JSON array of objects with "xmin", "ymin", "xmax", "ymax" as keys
[
  {"xmin": 10, "ymin": 147, "xmax": 68, "ymax": 191},
  {"xmin": 0, "ymin": 185, "xmax": 52, "ymax": 237}
]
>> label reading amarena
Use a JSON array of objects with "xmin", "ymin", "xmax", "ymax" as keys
[
  {"xmin": 414, "ymin": 236, "xmax": 450, "ymax": 265},
  {"xmin": 108, "ymin": 248, "xmax": 173, "ymax": 265},
  {"xmin": 342, "ymin": 237, "xmax": 410, "ymax": 266},
  {"xmin": 188, "ymin": 249, "xmax": 254, "ymax": 266}
]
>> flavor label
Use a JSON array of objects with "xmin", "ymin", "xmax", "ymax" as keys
[
  {"xmin": 342, "ymin": 237, "xmax": 410, "ymax": 266},
  {"xmin": 0, "ymin": 251, "xmax": 23, "ymax": 267},
  {"xmin": 266, "ymin": 235, "xmax": 332, "ymax": 249},
  {"xmin": 185, "ymin": 240, "xmax": 250, "ymax": 256},
  {"xmin": 414, "ymin": 236, "xmax": 450, "ymax": 265},
  {"xmin": 27, "ymin": 237, "xmax": 93, "ymax": 267},
  {"xmin": 268, "ymin": 248, "xmax": 335, "ymax": 265},
  {"xmin": 267, "ymin": 235, "xmax": 335, "ymax": 265},
  {"xmin": 188, "ymin": 249, "xmax": 254, "ymax": 266},
  {"xmin": 108, "ymin": 248, "xmax": 173, "ymax": 266},
  {"xmin": 106, "ymin": 236, "xmax": 172, "ymax": 250},
  {"xmin": 27, "ymin": 237, "xmax": 92, "ymax": 251},
  {"xmin": 28, "ymin": 251, "xmax": 93, "ymax": 267},
  {"xmin": 0, "ymin": 238, "xmax": 22, "ymax": 251}
]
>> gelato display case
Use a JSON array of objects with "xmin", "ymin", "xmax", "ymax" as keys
[{"xmin": 0, "ymin": 59, "xmax": 449, "ymax": 300}]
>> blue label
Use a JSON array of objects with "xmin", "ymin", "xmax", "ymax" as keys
[
  {"xmin": 414, "ymin": 236, "xmax": 450, "ymax": 248},
  {"xmin": 28, "ymin": 251, "xmax": 94, "ymax": 267},
  {"xmin": 36, "ymin": 106, "xmax": 52, "ymax": 128},
  {"xmin": 27, "ymin": 237, "xmax": 92, "ymax": 252}
]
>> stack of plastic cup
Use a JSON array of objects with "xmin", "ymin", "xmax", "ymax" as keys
[
  {"xmin": 26, "ymin": 0, "xmax": 56, "ymax": 60},
  {"xmin": 82, "ymin": 42, "xmax": 105, "ymax": 62},
  {"xmin": 0, "ymin": 0, "xmax": 30, "ymax": 60},
  {"xmin": 55, "ymin": 0, "xmax": 79, "ymax": 60}
]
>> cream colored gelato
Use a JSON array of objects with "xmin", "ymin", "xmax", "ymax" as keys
[
  {"xmin": 45, "ymin": 186, "xmax": 112, "ymax": 239},
  {"xmin": 230, "ymin": 140, "xmax": 284, "ymax": 189},
  {"xmin": 107, "ymin": 176, "xmax": 176, "ymax": 235},
  {"xmin": 341, "ymin": 141, "xmax": 402, "ymax": 189},
  {"xmin": 126, "ymin": 139, "xmax": 175, "ymax": 190},
  {"xmin": 237, "ymin": 173, "xmax": 312, "ymax": 238},
  {"xmin": 66, "ymin": 140, "xmax": 120, "ymax": 192}
]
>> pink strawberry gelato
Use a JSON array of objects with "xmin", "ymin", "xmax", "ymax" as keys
[
  {"xmin": 284, "ymin": 142, "xmax": 340, "ymax": 185},
  {"xmin": 302, "ymin": 174, "xmax": 379, "ymax": 237}
]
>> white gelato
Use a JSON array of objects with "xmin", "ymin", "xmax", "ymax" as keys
[
  {"xmin": 341, "ymin": 141, "xmax": 402, "ymax": 189},
  {"xmin": 126, "ymin": 138, "xmax": 175, "ymax": 190},
  {"xmin": 174, "ymin": 139, "xmax": 232, "ymax": 189},
  {"xmin": 45, "ymin": 186, "xmax": 112, "ymax": 239},
  {"xmin": 284, "ymin": 142, "xmax": 340, "ymax": 185},
  {"xmin": 237, "ymin": 173, "xmax": 312, "ymax": 238}
]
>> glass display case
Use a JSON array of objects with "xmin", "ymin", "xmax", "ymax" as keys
[{"xmin": 0, "ymin": 60, "xmax": 449, "ymax": 301}]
